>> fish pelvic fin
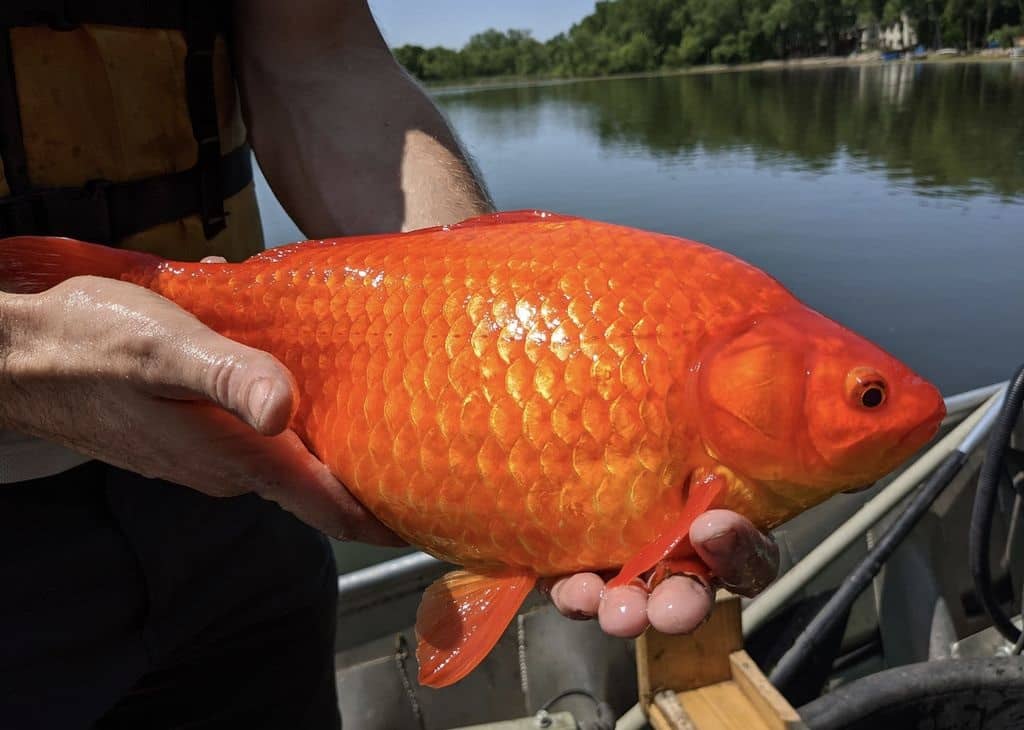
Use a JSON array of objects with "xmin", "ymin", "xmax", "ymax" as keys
[
  {"xmin": 415, "ymin": 567, "xmax": 536, "ymax": 688},
  {"xmin": 0, "ymin": 236, "xmax": 159, "ymax": 293},
  {"xmin": 607, "ymin": 469, "xmax": 727, "ymax": 589}
]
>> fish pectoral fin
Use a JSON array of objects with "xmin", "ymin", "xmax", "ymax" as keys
[
  {"xmin": 606, "ymin": 469, "xmax": 727, "ymax": 589},
  {"xmin": 415, "ymin": 568, "xmax": 536, "ymax": 688},
  {"xmin": 648, "ymin": 556, "xmax": 712, "ymax": 589}
]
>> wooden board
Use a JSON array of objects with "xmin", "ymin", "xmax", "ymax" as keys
[
  {"xmin": 636, "ymin": 592, "xmax": 743, "ymax": 709},
  {"xmin": 648, "ymin": 665, "xmax": 806, "ymax": 730},
  {"xmin": 636, "ymin": 592, "xmax": 806, "ymax": 730},
  {"xmin": 678, "ymin": 678, "xmax": 767, "ymax": 729},
  {"xmin": 649, "ymin": 690, "xmax": 696, "ymax": 730},
  {"xmin": 729, "ymin": 652, "xmax": 804, "ymax": 730}
]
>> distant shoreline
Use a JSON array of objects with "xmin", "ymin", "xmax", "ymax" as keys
[{"xmin": 427, "ymin": 54, "xmax": 1019, "ymax": 94}]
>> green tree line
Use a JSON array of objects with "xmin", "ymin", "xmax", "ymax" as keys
[
  {"xmin": 437, "ymin": 62, "xmax": 1023, "ymax": 197},
  {"xmin": 392, "ymin": 0, "xmax": 1024, "ymax": 83}
]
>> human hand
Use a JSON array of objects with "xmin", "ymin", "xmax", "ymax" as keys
[
  {"xmin": 544, "ymin": 510, "xmax": 778, "ymax": 636},
  {"xmin": 0, "ymin": 273, "xmax": 400, "ymax": 545}
]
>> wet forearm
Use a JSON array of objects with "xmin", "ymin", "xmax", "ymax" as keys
[{"xmin": 0, "ymin": 292, "xmax": 33, "ymax": 433}]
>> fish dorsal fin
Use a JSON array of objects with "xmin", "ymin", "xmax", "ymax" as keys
[
  {"xmin": 247, "ymin": 241, "xmax": 313, "ymax": 262},
  {"xmin": 415, "ymin": 568, "xmax": 536, "ymax": 688},
  {"xmin": 607, "ymin": 470, "xmax": 727, "ymax": 589},
  {"xmin": 245, "ymin": 211, "xmax": 578, "ymax": 263},
  {"xmin": 450, "ymin": 210, "xmax": 578, "ymax": 229}
]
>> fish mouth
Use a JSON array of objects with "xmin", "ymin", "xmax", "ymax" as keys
[
  {"xmin": 892, "ymin": 407, "xmax": 944, "ymax": 457},
  {"xmin": 836, "ymin": 415, "xmax": 942, "ymax": 495},
  {"xmin": 849, "ymin": 414, "xmax": 943, "ymax": 494}
]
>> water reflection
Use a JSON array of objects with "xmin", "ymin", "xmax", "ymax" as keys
[{"xmin": 441, "ymin": 63, "xmax": 1024, "ymax": 200}]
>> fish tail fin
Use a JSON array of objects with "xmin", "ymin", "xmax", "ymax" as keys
[
  {"xmin": 415, "ymin": 568, "xmax": 536, "ymax": 688},
  {"xmin": 0, "ymin": 236, "xmax": 160, "ymax": 293}
]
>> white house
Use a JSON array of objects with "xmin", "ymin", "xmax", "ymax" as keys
[{"xmin": 861, "ymin": 14, "xmax": 918, "ymax": 51}]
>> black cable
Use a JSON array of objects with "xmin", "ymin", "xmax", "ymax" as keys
[
  {"xmin": 969, "ymin": 363, "xmax": 1024, "ymax": 644},
  {"xmin": 798, "ymin": 656, "xmax": 1024, "ymax": 730},
  {"xmin": 770, "ymin": 448, "xmax": 969, "ymax": 692},
  {"xmin": 829, "ymin": 630, "xmax": 882, "ymax": 674},
  {"xmin": 540, "ymin": 688, "xmax": 601, "ymax": 711},
  {"xmin": 540, "ymin": 688, "xmax": 614, "ymax": 730}
]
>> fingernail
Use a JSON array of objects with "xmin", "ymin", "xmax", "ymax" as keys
[
  {"xmin": 703, "ymin": 529, "xmax": 737, "ymax": 556},
  {"xmin": 564, "ymin": 610, "xmax": 593, "ymax": 621},
  {"xmin": 683, "ymin": 575, "xmax": 712, "ymax": 599},
  {"xmin": 247, "ymin": 377, "xmax": 273, "ymax": 429}
]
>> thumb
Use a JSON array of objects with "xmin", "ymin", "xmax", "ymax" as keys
[
  {"xmin": 690, "ymin": 510, "xmax": 779, "ymax": 597},
  {"xmin": 153, "ymin": 322, "xmax": 298, "ymax": 436}
]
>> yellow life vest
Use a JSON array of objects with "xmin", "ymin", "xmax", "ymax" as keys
[{"xmin": 0, "ymin": 3, "xmax": 265, "ymax": 261}]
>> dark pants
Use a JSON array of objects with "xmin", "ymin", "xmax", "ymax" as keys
[{"xmin": 0, "ymin": 461, "xmax": 341, "ymax": 730}]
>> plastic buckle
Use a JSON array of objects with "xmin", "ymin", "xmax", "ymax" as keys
[
  {"xmin": 78, "ymin": 178, "xmax": 113, "ymax": 240},
  {"xmin": 195, "ymin": 141, "xmax": 226, "ymax": 239}
]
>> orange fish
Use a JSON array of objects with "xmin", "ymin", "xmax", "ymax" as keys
[{"xmin": 0, "ymin": 211, "xmax": 945, "ymax": 687}]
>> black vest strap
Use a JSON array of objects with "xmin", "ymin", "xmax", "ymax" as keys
[
  {"xmin": 0, "ymin": 0, "xmax": 242, "ymax": 244},
  {"xmin": 0, "ymin": 142, "xmax": 252, "ymax": 244},
  {"xmin": 184, "ymin": 0, "xmax": 227, "ymax": 239}
]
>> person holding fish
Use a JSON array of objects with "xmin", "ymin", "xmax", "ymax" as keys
[{"xmin": 0, "ymin": 1, "xmax": 840, "ymax": 727}]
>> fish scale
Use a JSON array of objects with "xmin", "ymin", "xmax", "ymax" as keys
[
  {"xmin": 115, "ymin": 214, "xmax": 787, "ymax": 574},
  {"xmin": 0, "ymin": 211, "xmax": 944, "ymax": 687}
]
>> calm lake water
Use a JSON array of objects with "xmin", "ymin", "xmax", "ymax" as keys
[{"xmin": 254, "ymin": 63, "xmax": 1024, "ymax": 571}]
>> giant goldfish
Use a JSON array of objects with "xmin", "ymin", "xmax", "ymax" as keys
[{"xmin": 0, "ymin": 211, "xmax": 945, "ymax": 687}]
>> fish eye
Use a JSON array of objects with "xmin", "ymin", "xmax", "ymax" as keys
[
  {"xmin": 846, "ymin": 367, "xmax": 888, "ymax": 410},
  {"xmin": 861, "ymin": 385, "xmax": 885, "ymax": 408}
]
